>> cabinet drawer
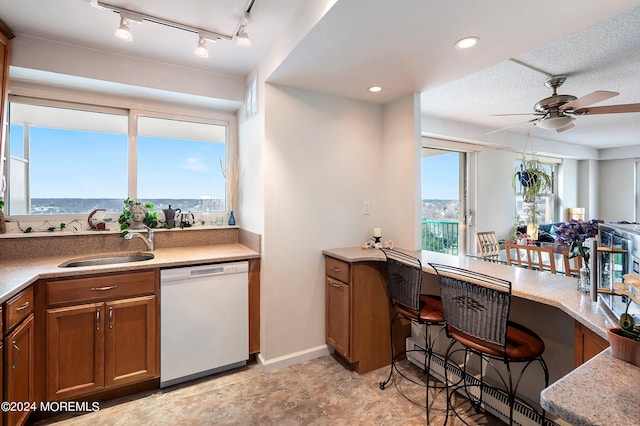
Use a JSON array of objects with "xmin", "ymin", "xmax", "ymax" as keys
[
  {"xmin": 47, "ymin": 271, "xmax": 157, "ymax": 306},
  {"xmin": 325, "ymin": 256, "xmax": 350, "ymax": 283},
  {"xmin": 5, "ymin": 286, "xmax": 34, "ymax": 332}
]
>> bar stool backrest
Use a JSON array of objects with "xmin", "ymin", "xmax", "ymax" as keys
[
  {"xmin": 430, "ymin": 264, "xmax": 511, "ymax": 347},
  {"xmin": 381, "ymin": 249, "xmax": 422, "ymax": 312}
]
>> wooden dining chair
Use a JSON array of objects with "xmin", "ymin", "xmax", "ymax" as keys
[
  {"xmin": 476, "ymin": 231, "xmax": 500, "ymax": 257},
  {"xmin": 562, "ymin": 250, "xmax": 583, "ymax": 277},
  {"xmin": 505, "ymin": 243, "xmax": 557, "ymax": 273}
]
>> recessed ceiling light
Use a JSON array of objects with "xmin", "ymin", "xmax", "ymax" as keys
[
  {"xmin": 368, "ymin": 86, "xmax": 382, "ymax": 93},
  {"xmin": 455, "ymin": 37, "xmax": 479, "ymax": 49}
]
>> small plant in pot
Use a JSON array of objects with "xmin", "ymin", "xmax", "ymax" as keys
[{"xmin": 608, "ymin": 274, "xmax": 640, "ymax": 367}]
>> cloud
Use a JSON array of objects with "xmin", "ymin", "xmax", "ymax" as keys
[{"xmin": 181, "ymin": 157, "xmax": 209, "ymax": 172}]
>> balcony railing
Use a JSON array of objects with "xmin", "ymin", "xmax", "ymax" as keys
[{"xmin": 422, "ymin": 220, "xmax": 459, "ymax": 255}]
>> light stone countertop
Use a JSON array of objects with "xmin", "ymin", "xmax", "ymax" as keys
[
  {"xmin": 0, "ymin": 243, "xmax": 260, "ymax": 303},
  {"xmin": 323, "ymin": 247, "xmax": 639, "ymax": 425}
]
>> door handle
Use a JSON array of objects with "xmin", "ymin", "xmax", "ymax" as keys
[
  {"xmin": 109, "ymin": 307, "xmax": 113, "ymax": 329},
  {"xmin": 12, "ymin": 341, "xmax": 21, "ymax": 369},
  {"xmin": 96, "ymin": 309, "xmax": 100, "ymax": 331}
]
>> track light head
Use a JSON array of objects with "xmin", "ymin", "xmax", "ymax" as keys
[
  {"xmin": 115, "ymin": 16, "xmax": 133, "ymax": 42},
  {"xmin": 194, "ymin": 36, "xmax": 209, "ymax": 58},
  {"xmin": 236, "ymin": 27, "xmax": 250, "ymax": 46}
]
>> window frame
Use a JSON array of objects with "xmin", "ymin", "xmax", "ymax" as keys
[{"xmin": 5, "ymin": 93, "xmax": 234, "ymax": 223}]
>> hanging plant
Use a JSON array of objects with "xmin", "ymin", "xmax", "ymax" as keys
[{"xmin": 511, "ymin": 133, "xmax": 553, "ymax": 225}]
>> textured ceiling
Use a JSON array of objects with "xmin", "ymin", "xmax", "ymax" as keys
[{"xmin": 419, "ymin": 7, "xmax": 640, "ymax": 149}]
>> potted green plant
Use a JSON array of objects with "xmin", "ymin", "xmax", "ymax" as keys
[
  {"xmin": 512, "ymin": 154, "xmax": 553, "ymax": 240},
  {"xmin": 118, "ymin": 198, "xmax": 158, "ymax": 233},
  {"xmin": 512, "ymin": 155, "xmax": 553, "ymax": 204},
  {"xmin": 608, "ymin": 275, "xmax": 640, "ymax": 367}
]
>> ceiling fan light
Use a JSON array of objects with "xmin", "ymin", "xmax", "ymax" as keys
[
  {"xmin": 194, "ymin": 36, "xmax": 209, "ymax": 58},
  {"xmin": 535, "ymin": 114, "xmax": 575, "ymax": 130},
  {"xmin": 115, "ymin": 17, "xmax": 133, "ymax": 42}
]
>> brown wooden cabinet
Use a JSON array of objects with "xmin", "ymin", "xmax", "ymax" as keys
[
  {"xmin": 324, "ymin": 255, "xmax": 407, "ymax": 374},
  {"xmin": 3, "ymin": 286, "xmax": 35, "ymax": 426},
  {"xmin": 574, "ymin": 320, "xmax": 609, "ymax": 367},
  {"xmin": 45, "ymin": 271, "xmax": 158, "ymax": 401},
  {"xmin": 5, "ymin": 315, "xmax": 34, "ymax": 426}
]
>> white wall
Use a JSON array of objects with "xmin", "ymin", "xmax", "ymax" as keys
[
  {"xmin": 558, "ymin": 159, "xmax": 578, "ymax": 219},
  {"xmin": 599, "ymin": 158, "xmax": 635, "ymax": 222},
  {"xmin": 475, "ymin": 149, "xmax": 517, "ymax": 243},
  {"xmin": 259, "ymin": 84, "xmax": 383, "ymax": 367},
  {"xmin": 381, "ymin": 93, "xmax": 422, "ymax": 250}
]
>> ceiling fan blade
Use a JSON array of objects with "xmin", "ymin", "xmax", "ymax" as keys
[
  {"xmin": 573, "ymin": 103, "xmax": 640, "ymax": 115},
  {"xmin": 560, "ymin": 90, "xmax": 618, "ymax": 111},
  {"xmin": 486, "ymin": 118, "xmax": 538, "ymax": 135},
  {"xmin": 556, "ymin": 122, "xmax": 575, "ymax": 133},
  {"xmin": 491, "ymin": 113, "xmax": 544, "ymax": 117}
]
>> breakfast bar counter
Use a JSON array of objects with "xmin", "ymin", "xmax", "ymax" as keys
[{"xmin": 322, "ymin": 247, "xmax": 640, "ymax": 425}]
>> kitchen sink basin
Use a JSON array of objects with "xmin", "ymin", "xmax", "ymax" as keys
[{"xmin": 59, "ymin": 253, "xmax": 155, "ymax": 268}]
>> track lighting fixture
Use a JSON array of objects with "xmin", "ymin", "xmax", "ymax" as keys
[
  {"xmin": 194, "ymin": 36, "xmax": 209, "ymax": 58},
  {"xmin": 235, "ymin": 13, "xmax": 251, "ymax": 47},
  {"xmin": 93, "ymin": 1, "xmax": 255, "ymax": 54},
  {"xmin": 114, "ymin": 16, "xmax": 132, "ymax": 42}
]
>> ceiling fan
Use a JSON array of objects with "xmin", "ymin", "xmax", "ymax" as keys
[{"xmin": 488, "ymin": 75, "xmax": 640, "ymax": 135}]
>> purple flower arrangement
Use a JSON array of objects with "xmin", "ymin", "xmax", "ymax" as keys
[{"xmin": 555, "ymin": 219, "xmax": 599, "ymax": 264}]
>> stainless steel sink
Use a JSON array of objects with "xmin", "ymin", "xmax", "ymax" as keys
[{"xmin": 59, "ymin": 253, "xmax": 155, "ymax": 268}]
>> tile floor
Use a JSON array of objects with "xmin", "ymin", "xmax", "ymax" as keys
[{"xmin": 32, "ymin": 355, "xmax": 503, "ymax": 425}]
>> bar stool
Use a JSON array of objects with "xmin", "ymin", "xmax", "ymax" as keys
[
  {"xmin": 379, "ymin": 249, "xmax": 446, "ymax": 424},
  {"xmin": 429, "ymin": 263, "xmax": 549, "ymax": 425}
]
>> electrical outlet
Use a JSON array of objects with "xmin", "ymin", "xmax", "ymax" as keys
[{"xmin": 363, "ymin": 201, "xmax": 370, "ymax": 215}]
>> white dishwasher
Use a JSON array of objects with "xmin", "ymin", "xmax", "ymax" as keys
[{"xmin": 160, "ymin": 261, "xmax": 248, "ymax": 388}]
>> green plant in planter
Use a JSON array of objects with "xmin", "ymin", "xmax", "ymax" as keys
[
  {"xmin": 616, "ymin": 275, "xmax": 640, "ymax": 341},
  {"xmin": 512, "ymin": 156, "xmax": 553, "ymax": 205},
  {"xmin": 118, "ymin": 198, "xmax": 158, "ymax": 233}
]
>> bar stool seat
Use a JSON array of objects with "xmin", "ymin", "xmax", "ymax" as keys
[
  {"xmin": 392, "ymin": 294, "xmax": 444, "ymax": 324},
  {"xmin": 447, "ymin": 321, "xmax": 545, "ymax": 361}
]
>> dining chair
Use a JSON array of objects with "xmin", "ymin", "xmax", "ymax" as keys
[
  {"xmin": 475, "ymin": 231, "xmax": 500, "ymax": 258},
  {"xmin": 429, "ymin": 263, "xmax": 549, "ymax": 426},
  {"xmin": 379, "ymin": 248, "xmax": 446, "ymax": 424},
  {"xmin": 505, "ymin": 243, "xmax": 556, "ymax": 273},
  {"xmin": 562, "ymin": 250, "xmax": 583, "ymax": 277}
]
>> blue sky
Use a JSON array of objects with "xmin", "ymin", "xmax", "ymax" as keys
[
  {"xmin": 11, "ymin": 125, "xmax": 226, "ymax": 199},
  {"xmin": 422, "ymin": 152, "xmax": 459, "ymax": 200}
]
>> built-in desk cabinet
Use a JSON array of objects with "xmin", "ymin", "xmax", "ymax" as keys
[
  {"xmin": 574, "ymin": 321, "xmax": 609, "ymax": 367},
  {"xmin": 324, "ymin": 255, "xmax": 407, "ymax": 374}
]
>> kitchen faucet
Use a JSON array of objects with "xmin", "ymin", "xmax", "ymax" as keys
[{"xmin": 124, "ymin": 228, "xmax": 154, "ymax": 251}]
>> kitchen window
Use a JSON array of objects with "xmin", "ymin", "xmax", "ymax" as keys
[{"xmin": 6, "ymin": 98, "xmax": 228, "ymax": 216}]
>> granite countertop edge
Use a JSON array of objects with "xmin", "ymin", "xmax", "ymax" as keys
[{"xmin": 0, "ymin": 243, "xmax": 261, "ymax": 303}]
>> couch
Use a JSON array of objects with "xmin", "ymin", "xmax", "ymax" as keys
[{"xmin": 517, "ymin": 222, "xmax": 564, "ymax": 245}]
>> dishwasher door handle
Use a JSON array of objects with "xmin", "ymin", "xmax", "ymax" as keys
[{"xmin": 189, "ymin": 267, "xmax": 226, "ymax": 277}]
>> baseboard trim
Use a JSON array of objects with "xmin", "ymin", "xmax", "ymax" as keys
[{"xmin": 257, "ymin": 345, "xmax": 331, "ymax": 372}]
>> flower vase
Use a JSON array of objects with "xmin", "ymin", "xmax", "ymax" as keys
[
  {"xmin": 578, "ymin": 266, "xmax": 590, "ymax": 292},
  {"xmin": 607, "ymin": 328, "xmax": 640, "ymax": 367},
  {"xmin": 228, "ymin": 210, "xmax": 236, "ymax": 226}
]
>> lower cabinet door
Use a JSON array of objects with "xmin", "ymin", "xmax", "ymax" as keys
[
  {"xmin": 105, "ymin": 295, "xmax": 157, "ymax": 387},
  {"xmin": 326, "ymin": 277, "xmax": 350, "ymax": 358},
  {"xmin": 46, "ymin": 303, "xmax": 105, "ymax": 401},
  {"xmin": 6, "ymin": 314, "xmax": 34, "ymax": 426}
]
